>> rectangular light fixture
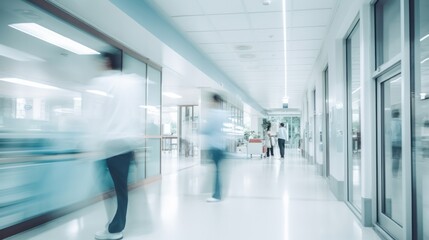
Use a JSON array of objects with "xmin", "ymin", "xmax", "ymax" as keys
[
  {"xmin": 86, "ymin": 89, "xmax": 112, "ymax": 97},
  {"xmin": 9, "ymin": 23, "xmax": 100, "ymax": 55},
  {"xmin": 0, "ymin": 77, "xmax": 59, "ymax": 89},
  {"xmin": 0, "ymin": 43, "xmax": 44, "ymax": 62},
  {"xmin": 162, "ymin": 92, "xmax": 182, "ymax": 99}
]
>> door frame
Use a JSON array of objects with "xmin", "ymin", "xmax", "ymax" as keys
[{"xmin": 375, "ymin": 63, "xmax": 402, "ymax": 239}]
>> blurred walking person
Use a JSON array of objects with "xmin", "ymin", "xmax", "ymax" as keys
[
  {"xmin": 202, "ymin": 93, "xmax": 228, "ymax": 202},
  {"xmin": 84, "ymin": 50, "xmax": 144, "ymax": 240}
]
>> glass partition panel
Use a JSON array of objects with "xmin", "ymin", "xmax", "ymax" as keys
[
  {"xmin": 146, "ymin": 138, "xmax": 161, "ymax": 178},
  {"xmin": 346, "ymin": 22, "xmax": 362, "ymax": 211},
  {"xmin": 0, "ymin": 0, "xmax": 112, "ymax": 231},
  {"xmin": 412, "ymin": 0, "xmax": 429, "ymax": 238},
  {"xmin": 122, "ymin": 54, "xmax": 147, "ymax": 180},
  {"xmin": 146, "ymin": 66, "xmax": 161, "ymax": 177},
  {"xmin": 375, "ymin": 0, "xmax": 401, "ymax": 67}
]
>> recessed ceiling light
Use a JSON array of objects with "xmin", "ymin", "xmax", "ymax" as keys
[
  {"xmin": 9, "ymin": 23, "xmax": 100, "ymax": 55},
  {"xmin": 86, "ymin": 89, "xmax": 112, "ymax": 97},
  {"xmin": 163, "ymin": 92, "xmax": 182, "ymax": 99},
  {"xmin": 235, "ymin": 45, "xmax": 253, "ymax": 51},
  {"xmin": 0, "ymin": 77, "xmax": 58, "ymax": 89}
]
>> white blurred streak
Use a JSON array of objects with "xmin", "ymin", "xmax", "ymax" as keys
[
  {"xmin": 0, "ymin": 78, "xmax": 59, "ymax": 89},
  {"xmin": 85, "ymin": 89, "xmax": 112, "ymax": 97},
  {"xmin": 0, "ymin": 43, "xmax": 45, "ymax": 62}
]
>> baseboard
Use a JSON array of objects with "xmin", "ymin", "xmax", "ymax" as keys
[
  {"xmin": 328, "ymin": 176, "xmax": 345, "ymax": 200},
  {"xmin": 362, "ymin": 197, "xmax": 373, "ymax": 227},
  {"xmin": 316, "ymin": 163, "xmax": 323, "ymax": 176},
  {"xmin": 0, "ymin": 176, "xmax": 161, "ymax": 239}
]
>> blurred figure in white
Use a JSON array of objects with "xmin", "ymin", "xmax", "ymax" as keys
[
  {"xmin": 202, "ymin": 93, "xmax": 228, "ymax": 202},
  {"xmin": 83, "ymin": 50, "xmax": 144, "ymax": 240},
  {"xmin": 264, "ymin": 125, "xmax": 274, "ymax": 158}
]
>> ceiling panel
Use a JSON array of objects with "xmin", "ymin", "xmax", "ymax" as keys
[
  {"xmin": 242, "ymin": 0, "xmax": 285, "ymax": 13},
  {"xmin": 173, "ymin": 16, "xmax": 214, "ymax": 31},
  {"xmin": 208, "ymin": 52, "xmax": 238, "ymax": 60},
  {"xmin": 218, "ymin": 30, "xmax": 254, "ymax": 43},
  {"xmin": 290, "ymin": 9, "xmax": 332, "ymax": 27},
  {"xmin": 288, "ymin": 26, "xmax": 326, "ymax": 40},
  {"xmin": 255, "ymin": 41, "xmax": 284, "ymax": 51},
  {"xmin": 208, "ymin": 14, "xmax": 250, "ymax": 30},
  {"xmin": 150, "ymin": 0, "xmax": 203, "ymax": 16},
  {"xmin": 199, "ymin": 43, "xmax": 229, "ymax": 53},
  {"xmin": 188, "ymin": 31, "xmax": 221, "ymax": 44},
  {"xmin": 146, "ymin": 0, "xmax": 337, "ymax": 111},
  {"xmin": 291, "ymin": 0, "xmax": 336, "ymax": 10},
  {"xmin": 286, "ymin": 50, "xmax": 319, "ymax": 58},
  {"xmin": 257, "ymin": 51, "xmax": 284, "ymax": 59},
  {"xmin": 287, "ymin": 39, "xmax": 322, "ymax": 50},
  {"xmin": 252, "ymin": 29, "xmax": 284, "ymax": 42},
  {"xmin": 248, "ymin": 12, "xmax": 283, "ymax": 29},
  {"xmin": 197, "ymin": 0, "xmax": 245, "ymax": 14},
  {"xmin": 288, "ymin": 58, "xmax": 315, "ymax": 65}
]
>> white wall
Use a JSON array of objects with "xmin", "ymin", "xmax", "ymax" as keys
[{"xmin": 304, "ymin": 0, "xmax": 370, "ymax": 182}]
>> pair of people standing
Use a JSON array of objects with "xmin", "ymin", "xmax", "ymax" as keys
[{"xmin": 265, "ymin": 123, "xmax": 287, "ymax": 159}]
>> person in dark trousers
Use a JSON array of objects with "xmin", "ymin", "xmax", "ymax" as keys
[
  {"xmin": 277, "ymin": 123, "xmax": 287, "ymax": 159},
  {"xmin": 202, "ymin": 93, "xmax": 228, "ymax": 202},
  {"xmin": 85, "ymin": 51, "xmax": 144, "ymax": 240}
]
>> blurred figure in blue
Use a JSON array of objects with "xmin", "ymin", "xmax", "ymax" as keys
[
  {"xmin": 202, "ymin": 93, "xmax": 228, "ymax": 202},
  {"xmin": 84, "ymin": 50, "xmax": 144, "ymax": 240}
]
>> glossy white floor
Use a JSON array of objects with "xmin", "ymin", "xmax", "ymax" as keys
[{"xmin": 8, "ymin": 149, "xmax": 382, "ymax": 240}]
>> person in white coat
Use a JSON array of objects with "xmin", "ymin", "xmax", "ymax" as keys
[
  {"xmin": 265, "ymin": 126, "xmax": 274, "ymax": 158},
  {"xmin": 85, "ymin": 51, "xmax": 144, "ymax": 240}
]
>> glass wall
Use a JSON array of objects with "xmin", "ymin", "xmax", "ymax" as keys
[
  {"xmin": 0, "ymin": 0, "xmax": 162, "ymax": 233},
  {"xmin": 346, "ymin": 22, "xmax": 362, "ymax": 211},
  {"xmin": 122, "ymin": 54, "xmax": 147, "ymax": 179},
  {"xmin": 178, "ymin": 105, "xmax": 200, "ymax": 168},
  {"xmin": 375, "ymin": 0, "xmax": 401, "ymax": 67},
  {"xmin": 324, "ymin": 67, "xmax": 331, "ymax": 177},
  {"xmin": 412, "ymin": 0, "xmax": 429, "ymax": 238},
  {"xmin": 146, "ymin": 66, "xmax": 162, "ymax": 178},
  {"xmin": 374, "ymin": 0, "xmax": 402, "ymax": 238}
]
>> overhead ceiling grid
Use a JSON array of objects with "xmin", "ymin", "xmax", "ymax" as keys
[{"xmin": 148, "ymin": 0, "xmax": 337, "ymax": 111}]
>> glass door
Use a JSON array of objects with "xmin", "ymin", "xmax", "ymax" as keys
[
  {"xmin": 145, "ymin": 66, "xmax": 162, "ymax": 178},
  {"xmin": 346, "ymin": 21, "xmax": 362, "ymax": 211},
  {"xmin": 323, "ymin": 67, "xmax": 330, "ymax": 177},
  {"xmin": 376, "ymin": 66, "xmax": 403, "ymax": 239}
]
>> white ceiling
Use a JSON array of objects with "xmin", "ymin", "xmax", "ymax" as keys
[{"xmin": 146, "ymin": 0, "xmax": 338, "ymax": 111}]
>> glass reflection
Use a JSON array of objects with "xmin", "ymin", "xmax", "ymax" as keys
[
  {"xmin": 381, "ymin": 76, "xmax": 403, "ymax": 226},
  {"xmin": 413, "ymin": 0, "xmax": 429, "ymax": 238},
  {"xmin": 347, "ymin": 22, "xmax": 361, "ymax": 211}
]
